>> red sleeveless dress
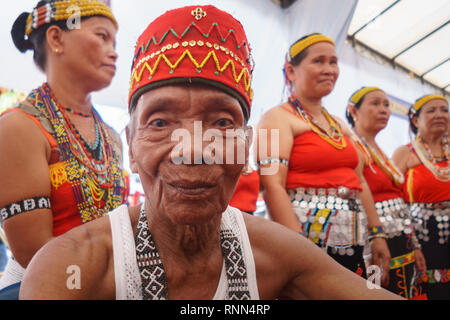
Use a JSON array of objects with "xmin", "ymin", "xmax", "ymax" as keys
[
  {"xmin": 361, "ymin": 153, "xmax": 423, "ymax": 299},
  {"xmin": 404, "ymin": 162, "xmax": 449, "ymax": 204},
  {"xmin": 286, "ymin": 131, "xmax": 361, "ymax": 191},
  {"xmin": 402, "ymin": 145, "xmax": 449, "ymax": 300},
  {"xmin": 1, "ymin": 107, "xmax": 129, "ymax": 237},
  {"xmin": 280, "ymin": 106, "xmax": 367, "ymax": 278},
  {"xmin": 364, "ymin": 163, "xmax": 403, "ymax": 202},
  {"xmin": 229, "ymin": 170, "xmax": 260, "ymax": 213}
]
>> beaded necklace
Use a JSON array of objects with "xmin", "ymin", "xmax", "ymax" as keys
[
  {"xmin": 47, "ymin": 85, "xmax": 109, "ymax": 175},
  {"xmin": 412, "ymin": 134, "xmax": 449, "ymax": 182},
  {"xmin": 55, "ymin": 99, "xmax": 102, "ymax": 159},
  {"xmin": 58, "ymin": 106, "xmax": 93, "ymax": 118},
  {"xmin": 355, "ymin": 132, "xmax": 405, "ymax": 185},
  {"xmin": 26, "ymin": 83, "xmax": 127, "ymax": 223},
  {"xmin": 69, "ymin": 117, "xmax": 102, "ymax": 160},
  {"xmin": 83, "ymin": 121, "xmax": 102, "ymax": 158},
  {"xmin": 288, "ymin": 95, "xmax": 347, "ymax": 150}
]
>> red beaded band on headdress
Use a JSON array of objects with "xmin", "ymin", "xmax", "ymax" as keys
[{"xmin": 128, "ymin": 5, "xmax": 254, "ymax": 120}]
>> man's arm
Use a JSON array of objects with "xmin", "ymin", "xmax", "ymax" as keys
[
  {"xmin": 246, "ymin": 215, "xmax": 402, "ymax": 300},
  {"xmin": 282, "ymin": 238, "xmax": 401, "ymax": 300},
  {"xmin": 19, "ymin": 221, "xmax": 114, "ymax": 300}
]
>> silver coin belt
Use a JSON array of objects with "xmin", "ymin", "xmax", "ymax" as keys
[
  {"xmin": 287, "ymin": 187, "xmax": 368, "ymax": 256},
  {"xmin": 410, "ymin": 201, "xmax": 450, "ymax": 245},
  {"xmin": 375, "ymin": 197, "xmax": 414, "ymax": 238}
]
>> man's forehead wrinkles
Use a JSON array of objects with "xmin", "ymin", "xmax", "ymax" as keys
[
  {"xmin": 141, "ymin": 96, "xmax": 180, "ymax": 111},
  {"xmin": 137, "ymin": 88, "xmax": 240, "ymax": 115}
]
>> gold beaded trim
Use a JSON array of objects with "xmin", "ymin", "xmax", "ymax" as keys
[
  {"xmin": 134, "ymin": 40, "xmax": 247, "ymax": 73},
  {"xmin": 130, "ymin": 45, "xmax": 252, "ymax": 95}
]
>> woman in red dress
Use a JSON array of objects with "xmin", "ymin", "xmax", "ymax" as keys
[
  {"xmin": 256, "ymin": 34, "xmax": 391, "ymax": 284},
  {"xmin": 393, "ymin": 94, "xmax": 449, "ymax": 300},
  {"xmin": 0, "ymin": 1, "xmax": 128, "ymax": 293},
  {"xmin": 347, "ymin": 87, "xmax": 426, "ymax": 298}
]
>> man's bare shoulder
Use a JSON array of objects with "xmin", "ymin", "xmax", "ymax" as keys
[
  {"xmin": 20, "ymin": 210, "xmax": 118, "ymax": 300},
  {"xmin": 242, "ymin": 213, "xmax": 318, "ymax": 269},
  {"xmin": 243, "ymin": 213, "xmax": 301, "ymax": 248}
]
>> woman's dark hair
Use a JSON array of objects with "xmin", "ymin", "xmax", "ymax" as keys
[
  {"xmin": 11, "ymin": 12, "xmax": 69, "ymax": 72},
  {"xmin": 408, "ymin": 97, "xmax": 425, "ymax": 135},
  {"xmin": 345, "ymin": 98, "xmax": 365, "ymax": 127}
]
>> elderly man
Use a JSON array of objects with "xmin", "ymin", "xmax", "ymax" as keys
[{"xmin": 20, "ymin": 5, "xmax": 400, "ymax": 300}]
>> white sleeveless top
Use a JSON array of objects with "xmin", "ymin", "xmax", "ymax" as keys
[{"xmin": 109, "ymin": 205, "xmax": 259, "ymax": 300}]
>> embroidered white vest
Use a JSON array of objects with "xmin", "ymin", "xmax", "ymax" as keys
[{"xmin": 108, "ymin": 205, "xmax": 259, "ymax": 300}]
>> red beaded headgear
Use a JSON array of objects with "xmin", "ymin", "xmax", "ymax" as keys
[{"xmin": 128, "ymin": 5, "xmax": 254, "ymax": 120}]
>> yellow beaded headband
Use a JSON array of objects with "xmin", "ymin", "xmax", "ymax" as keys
[
  {"xmin": 349, "ymin": 87, "xmax": 382, "ymax": 106},
  {"xmin": 412, "ymin": 94, "xmax": 447, "ymax": 112},
  {"xmin": 289, "ymin": 34, "xmax": 335, "ymax": 60},
  {"xmin": 25, "ymin": 0, "xmax": 117, "ymax": 36}
]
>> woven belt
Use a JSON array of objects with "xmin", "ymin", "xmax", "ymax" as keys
[{"xmin": 375, "ymin": 197, "xmax": 414, "ymax": 238}]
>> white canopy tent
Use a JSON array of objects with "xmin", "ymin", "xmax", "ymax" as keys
[
  {"xmin": 0, "ymin": 0, "xmax": 448, "ymax": 192},
  {"xmin": 348, "ymin": 0, "xmax": 450, "ymax": 95}
]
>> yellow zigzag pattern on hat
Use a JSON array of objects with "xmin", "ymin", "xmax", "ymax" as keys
[{"xmin": 130, "ymin": 49, "xmax": 252, "ymax": 93}]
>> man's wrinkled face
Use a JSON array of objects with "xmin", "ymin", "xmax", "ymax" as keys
[{"xmin": 127, "ymin": 84, "xmax": 250, "ymax": 225}]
